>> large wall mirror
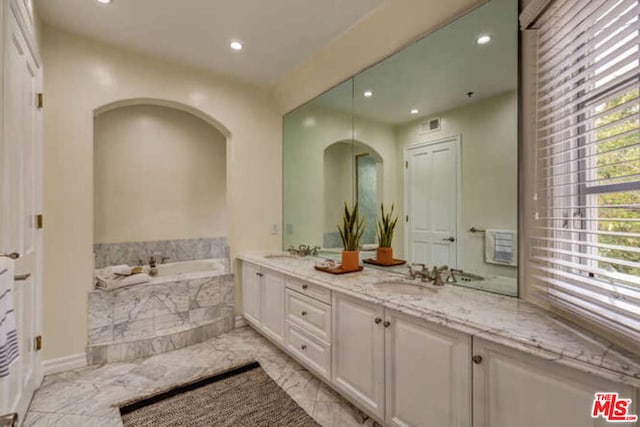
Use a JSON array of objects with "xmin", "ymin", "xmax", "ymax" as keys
[{"xmin": 283, "ymin": 0, "xmax": 518, "ymax": 296}]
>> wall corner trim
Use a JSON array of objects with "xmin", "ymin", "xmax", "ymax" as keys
[{"xmin": 42, "ymin": 352, "xmax": 87, "ymax": 376}]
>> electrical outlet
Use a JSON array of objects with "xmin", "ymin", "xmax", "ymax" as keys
[{"xmin": 271, "ymin": 224, "xmax": 280, "ymax": 235}]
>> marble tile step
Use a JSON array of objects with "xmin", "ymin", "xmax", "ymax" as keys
[{"xmin": 87, "ymin": 316, "xmax": 234, "ymax": 365}]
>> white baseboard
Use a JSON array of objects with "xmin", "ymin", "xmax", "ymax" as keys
[
  {"xmin": 42, "ymin": 352, "xmax": 87, "ymax": 376},
  {"xmin": 234, "ymin": 315, "xmax": 247, "ymax": 328}
]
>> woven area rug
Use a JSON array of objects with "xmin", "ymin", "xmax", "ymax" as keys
[{"xmin": 117, "ymin": 361, "xmax": 320, "ymax": 427}]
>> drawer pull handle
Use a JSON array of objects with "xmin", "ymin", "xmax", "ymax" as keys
[
  {"xmin": 383, "ymin": 321, "xmax": 391, "ymax": 328},
  {"xmin": 256, "ymin": 272, "xmax": 264, "ymax": 277},
  {"xmin": 0, "ymin": 252, "xmax": 19, "ymax": 260},
  {"xmin": 301, "ymin": 344, "xmax": 307, "ymax": 350},
  {"xmin": 302, "ymin": 284, "xmax": 308, "ymax": 290},
  {"xmin": 301, "ymin": 311, "xmax": 307, "ymax": 316},
  {"xmin": 374, "ymin": 317, "xmax": 382, "ymax": 324},
  {"xmin": 472, "ymin": 355, "xmax": 483, "ymax": 364},
  {"xmin": 14, "ymin": 273, "xmax": 31, "ymax": 281}
]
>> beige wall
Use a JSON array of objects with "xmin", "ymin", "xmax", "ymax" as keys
[
  {"xmin": 94, "ymin": 104, "xmax": 227, "ymax": 244},
  {"xmin": 273, "ymin": 0, "xmax": 487, "ymax": 113},
  {"xmin": 395, "ymin": 91, "xmax": 518, "ymax": 278},
  {"xmin": 42, "ymin": 26, "xmax": 282, "ymax": 361}
]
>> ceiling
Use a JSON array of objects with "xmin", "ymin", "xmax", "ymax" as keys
[
  {"xmin": 310, "ymin": 0, "xmax": 518, "ymax": 125},
  {"xmin": 36, "ymin": 0, "xmax": 383, "ymax": 86}
]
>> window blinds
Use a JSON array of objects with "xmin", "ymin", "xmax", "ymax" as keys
[{"xmin": 532, "ymin": 0, "xmax": 640, "ymax": 342}]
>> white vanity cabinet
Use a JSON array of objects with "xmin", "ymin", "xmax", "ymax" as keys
[
  {"xmin": 241, "ymin": 262, "xmax": 261, "ymax": 325},
  {"xmin": 332, "ymin": 293, "xmax": 386, "ymax": 420},
  {"xmin": 472, "ymin": 339, "xmax": 638, "ymax": 427},
  {"xmin": 241, "ymin": 263, "xmax": 285, "ymax": 343},
  {"xmin": 260, "ymin": 269, "xmax": 285, "ymax": 343},
  {"xmin": 385, "ymin": 310, "xmax": 472, "ymax": 427}
]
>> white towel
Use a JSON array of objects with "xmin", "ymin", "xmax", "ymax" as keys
[
  {"xmin": 105, "ymin": 264, "xmax": 132, "ymax": 276},
  {"xmin": 95, "ymin": 272, "xmax": 151, "ymax": 290},
  {"xmin": 0, "ymin": 259, "xmax": 19, "ymax": 379},
  {"xmin": 485, "ymin": 230, "xmax": 517, "ymax": 267}
]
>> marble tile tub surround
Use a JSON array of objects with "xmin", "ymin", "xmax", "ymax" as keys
[
  {"xmin": 93, "ymin": 237, "xmax": 229, "ymax": 268},
  {"xmin": 240, "ymin": 253, "xmax": 640, "ymax": 387},
  {"xmin": 26, "ymin": 327, "xmax": 373, "ymax": 427},
  {"xmin": 87, "ymin": 272, "xmax": 234, "ymax": 364}
]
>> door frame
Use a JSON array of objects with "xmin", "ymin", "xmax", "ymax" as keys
[{"xmin": 403, "ymin": 134, "xmax": 462, "ymax": 267}]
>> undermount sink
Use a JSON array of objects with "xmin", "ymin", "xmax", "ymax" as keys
[
  {"xmin": 264, "ymin": 253, "xmax": 298, "ymax": 259},
  {"xmin": 373, "ymin": 281, "xmax": 439, "ymax": 296}
]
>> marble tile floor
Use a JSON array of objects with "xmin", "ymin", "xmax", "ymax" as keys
[{"xmin": 25, "ymin": 327, "xmax": 376, "ymax": 427}]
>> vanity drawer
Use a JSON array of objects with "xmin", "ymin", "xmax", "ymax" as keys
[
  {"xmin": 285, "ymin": 322, "xmax": 331, "ymax": 380},
  {"xmin": 286, "ymin": 289, "xmax": 331, "ymax": 342},
  {"xmin": 285, "ymin": 277, "xmax": 331, "ymax": 304}
]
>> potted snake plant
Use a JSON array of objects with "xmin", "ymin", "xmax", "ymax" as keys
[
  {"xmin": 337, "ymin": 202, "xmax": 365, "ymax": 271},
  {"xmin": 376, "ymin": 203, "xmax": 398, "ymax": 265}
]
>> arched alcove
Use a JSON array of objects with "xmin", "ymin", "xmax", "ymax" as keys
[
  {"xmin": 92, "ymin": 101, "xmax": 229, "ymax": 267},
  {"xmin": 322, "ymin": 140, "xmax": 383, "ymax": 248}
]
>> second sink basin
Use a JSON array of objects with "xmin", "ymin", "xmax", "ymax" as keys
[{"xmin": 373, "ymin": 281, "xmax": 439, "ymax": 296}]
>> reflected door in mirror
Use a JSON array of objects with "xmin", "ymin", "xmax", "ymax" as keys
[{"xmin": 405, "ymin": 137, "xmax": 459, "ymax": 267}]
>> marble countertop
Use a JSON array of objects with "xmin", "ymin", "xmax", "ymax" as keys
[{"xmin": 239, "ymin": 253, "xmax": 640, "ymax": 388}]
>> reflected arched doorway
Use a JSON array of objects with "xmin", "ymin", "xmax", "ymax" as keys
[{"xmin": 323, "ymin": 140, "xmax": 383, "ymax": 248}]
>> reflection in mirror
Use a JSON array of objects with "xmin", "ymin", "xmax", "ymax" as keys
[
  {"xmin": 283, "ymin": 79, "xmax": 355, "ymax": 251},
  {"xmin": 283, "ymin": 0, "xmax": 518, "ymax": 296}
]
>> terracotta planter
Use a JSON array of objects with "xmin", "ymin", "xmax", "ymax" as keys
[
  {"xmin": 341, "ymin": 250, "xmax": 360, "ymax": 271},
  {"xmin": 376, "ymin": 247, "xmax": 393, "ymax": 265}
]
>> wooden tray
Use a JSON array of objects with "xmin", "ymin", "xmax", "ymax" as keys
[
  {"xmin": 363, "ymin": 258, "xmax": 407, "ymax": 267},
  {"xmin": 314, "ymin": 265, "xmax": 364, "ymax": 275}
]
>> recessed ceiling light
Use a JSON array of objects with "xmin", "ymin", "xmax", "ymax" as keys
[
  {"xmin": 363, "ymin": 90, "xmax": 373, "ymax": 97},
  {"xmin": 476, "ymin": 34, "xmax": 492, "ymax": 45},
  {"xmin": 97, "ymin": 0, "xmax": 112, "ymax": 4},
  {"xmin": 410, "ymin": 109, "xmax": 419, "ymax": 114},
  {"xmin": 230, "ymin": 41, "xmax": 244, "ymax": 51}
]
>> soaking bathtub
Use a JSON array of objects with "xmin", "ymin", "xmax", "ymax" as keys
[{"xmin": 87, "ymin": 258, "xmax": 234, "ymax": 364}]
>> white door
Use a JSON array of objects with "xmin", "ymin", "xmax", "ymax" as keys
[
  {"xmin": 259, "ymin": 269, "xmax": 284, "ymax": 343},
  {"xmin": 241, "ymin": 262, "xmax": 261, "ymax": 325},
  {"xmin": 385, "ymin": 310, "xmax": 471, "ymax": 427},
  {"xmin": 1, "ymin": 3, "xmax": 43, "ymax": 421},
  {"xmin": 473, "ymin": 339, "xmax": 639, "ymax": 427},
  {"xmin": 404, "ymin": 137, "xmax": 459, "ymax": 267},
  {"xmin": 332, "ymin": 293, "xmax": 385, "ymax": 421}
]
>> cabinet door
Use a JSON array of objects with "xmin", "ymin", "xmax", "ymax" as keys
[
  {"xmin": 332, "ymin": 293, "xmax": 385, "ymax": 421},
  {"xmin": 473, "ymin": 339, "xmax": 639, "ymax": 427},
  {"xmin": 241, "ymin": 262, "xmax": 261, "ymax": 325},
  {"xmin": 260, "ymin": 269, "xmax": 285, "ymax": 343},
  {"xmin": 385, "ymin": 311, "xmax": 471, "ymax": 427}
]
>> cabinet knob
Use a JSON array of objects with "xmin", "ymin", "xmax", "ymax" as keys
[
  {"xmin": 374, "ymin": 317, "xmax": 382, "ymax": 324},
  {"xmin": 301, "ymin": 344, "xmax": 307, "ymax": 350},
  {"xmin": 472, "ymin": 355, "xmax": 483, "ymax": 364},
  {"xmin": 256, "ymin": 272, "xmax": 264, "ymax": 277},
  {"xmin": 383, "ymin": 321, "xmax": 391, "ymax": 328},
  {"xmin": 302, "ymin": 284, "xmax": 308, "ymax": 290},
  {"xmin": 301, "ymin": 311, "xmax": 307, "ymax": 316}
]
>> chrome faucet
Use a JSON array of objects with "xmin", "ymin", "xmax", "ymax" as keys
[
  {"xmin": 407, "ymin": 263, "xmax": 449, "ymax": 286},
  {"xmin": 288, "ymin": 244, "xmax": 320, "ymax": 257},
  {"xmin": 149, "ymin": 256, "xmax": 156, "ymax": 268},
  {"xmin": 407, "ymin": 263, "xmax": 430, "ymax": 282},
  {"xmin": 430, "ymin": 265, "xmax": 449, "ymax": 287}
]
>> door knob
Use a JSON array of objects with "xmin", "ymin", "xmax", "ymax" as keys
[
  {"xmin": 0, "ymin": 252, "xmax": 19, "ymax": 260},
  {"xmin": 14, "ymin": 273, "xmax": 31, "ymax": 281},
  {"xmin": 442, "ymin": 237, "xmax": 455, "ymax": 242}
]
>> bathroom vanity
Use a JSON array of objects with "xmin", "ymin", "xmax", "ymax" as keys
[{"xmin": 239, "ymin": 255, "xmax": 640, "ymax": 427}]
